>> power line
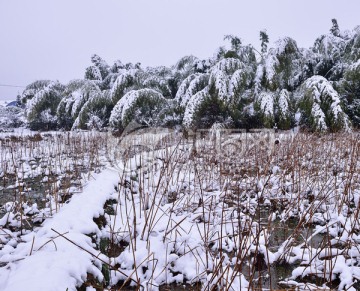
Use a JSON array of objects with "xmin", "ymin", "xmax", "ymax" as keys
[{"xmin": 0, "ymin": 84, "xmax": 26, "ymax": 88}]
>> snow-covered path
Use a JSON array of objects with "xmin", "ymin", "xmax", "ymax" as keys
[{"xmin": 0, "ymin": 168, "xmax": 119, "ymax": 291}]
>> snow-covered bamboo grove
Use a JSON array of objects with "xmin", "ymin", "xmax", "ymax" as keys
[{"xmin": 2, "ymin": 21, "xmax": 359, "ymax": 133}]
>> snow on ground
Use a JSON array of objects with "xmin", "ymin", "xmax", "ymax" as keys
[
  {"xmin": 0, "ymin": 127, "xmax": 32, "ymax": 137},
  {"xmin": 0, "ymin": 168, "xmax": 119, "ymax": 291},
  {"xmin": 1, "ymin": 130, "xmax": 360, "ymax": 290}
]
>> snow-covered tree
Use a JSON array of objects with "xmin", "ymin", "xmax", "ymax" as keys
[
  {"xmin": 170, "ymin": 55, "xmax": 205, "ymax": 97},
  {"xmin": 141, "ymin": 66, "xmax": 173, "ymax": 98},
  {"xmin": 256, "ymin": 91, "xmax": 274, "ymax": 128},
  {"xmin": 338, "ymin": 60, "xmax": 360, "ymax": 127},
  {"xmin": 19, "ymin": 24, "xmax": 360, "ymax": 133},
  {"xmin": 26, "ymin": 81, "xmax": 65, "ymax": 130},
  {"xmin": 260, "ymin": 30, "xmax": 269, "ymax": 56},
  {"xmin": 180, "ymin": 55, "xmax": 257, "ymax": 129},
  {"xmin": 109, "ymin": 89, "xmax": 168, "ymax": 131},
  {"xmin": 57, "ymin": 80, "xmax": 101, "ymax": 129},
  {"xmin": 110, "ymin": 69, "xmax": 140, "ymax": 104},
  {"xmin": 179, "ymin": 38, "xmax": 257, "ymax": 129},
  {"xmin": 109, "ymin": 64, "xmax": 175, "ymax": 104},
  {"xmin": 20, "ymin": 80, "xmax": 52, "ymax": 105},
  {"xmin": 256, "ymin": 37, "xmax": 304, "ymax": 92},
  {"xmin": 297, "ymin": 76, "xmax": 351, "ymax": 131},
  {"xmin": 330, "ymin": 19, "xmax": 340, "ymax": 37},
  {"xmin": 253, "ymin": 89, "xmax": 294, "ymax": 129},
  {"xmin": 100, "ymin": 60, "xmax": 142, "ymax": 91},
  {"xmin": 182, "ymin": 88, "xmax": 230, "ymax": 129},
  {"xmin": 73, "ymin": 90, "xmax": 113, "ymax": 130},
  {"xmin": 223, "ymin": 35, "xmax": 242, "ymax": 56},
  {"xmin": 311, "ymin": 20, "xmax": 351, "ymax": 81},
  {"xmin": 344, "ymin": 26, "xmax": 360, "ymax": 62},
  {"xmin": 85, "ymin": 54, "xmax": 110, "ymax": 83},
  {"xmin": 110, "ymin": 60, "xmax": 125, "ymax": 73},
  {"xmin": 209, "ymin": 58, "xmax": 245, "ymax": 102},
  {"xmin": 274, "ymin": 89, "xmax": 294, "ymax": 129},
  {"xmin": 174, "ymin": 55, "xmax": 199, "ymax": 77},
  {"xmin": 175, "ymin": 73, "xmax": 209, "ymax": 108}
]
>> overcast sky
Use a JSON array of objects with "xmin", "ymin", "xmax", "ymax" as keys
[{"xmin": 1, "ymin": 0, "xmax": 360, "ymax": 100}]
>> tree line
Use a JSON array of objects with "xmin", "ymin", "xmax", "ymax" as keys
[{"xmin": 18, "ymin": 19, "xmax": 360, "ymax": 132}]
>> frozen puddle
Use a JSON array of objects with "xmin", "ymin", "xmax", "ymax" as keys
[{"xmin": 0, "ymin": 168, "xmax": 119, "ymax": 291}]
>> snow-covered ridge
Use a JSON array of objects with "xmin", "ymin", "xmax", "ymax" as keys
[{"xmin": 0, "ymin": 169, "xmax": 119, "ymax": 291}]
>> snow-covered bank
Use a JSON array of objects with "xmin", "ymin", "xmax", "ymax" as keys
[{"xmin": 0, "ymin": 169, "xmax": 119, "ymax": 291}]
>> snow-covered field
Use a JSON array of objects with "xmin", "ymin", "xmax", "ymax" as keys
[{"xmin": 1, "ymin": 130, "xmax": 360, "ymax": 290}]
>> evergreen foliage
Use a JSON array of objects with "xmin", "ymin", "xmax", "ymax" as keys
[
  {"xmin": 73, "ymin": 90, "xmax": 113, "ymax": 130},
  {"xmin": 260, "ymin": 30, "xmax": 269, "ymax": 55},
  {"xmin": 297, "ymin": 76, "xmax": 350, "ymax": 131},
  {"xmin": 338, "ymin": 61, "xmax": 360, "ymax": 127},
  {"xmin": 26, "ymin": 81, "xmax": 65, "ymax": 130},
  {"xmin": 109, "ymin": 89, "xmax": 168, "ymax": 131},
  {"xmin": 19, "ymin": 21, "xmax": 360, "ymax": 132},
  {"xmin": 21, "ymin": 80, "xmax": 52, "ymax": 105},
  {"xmin": 57, "ymin": 80, "xmax": 101, "ymax": 130}
]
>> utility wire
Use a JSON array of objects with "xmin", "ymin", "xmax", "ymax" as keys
[{"xmin": 0, "ymin": 84, "xmax": 26, "ymax": 88}]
